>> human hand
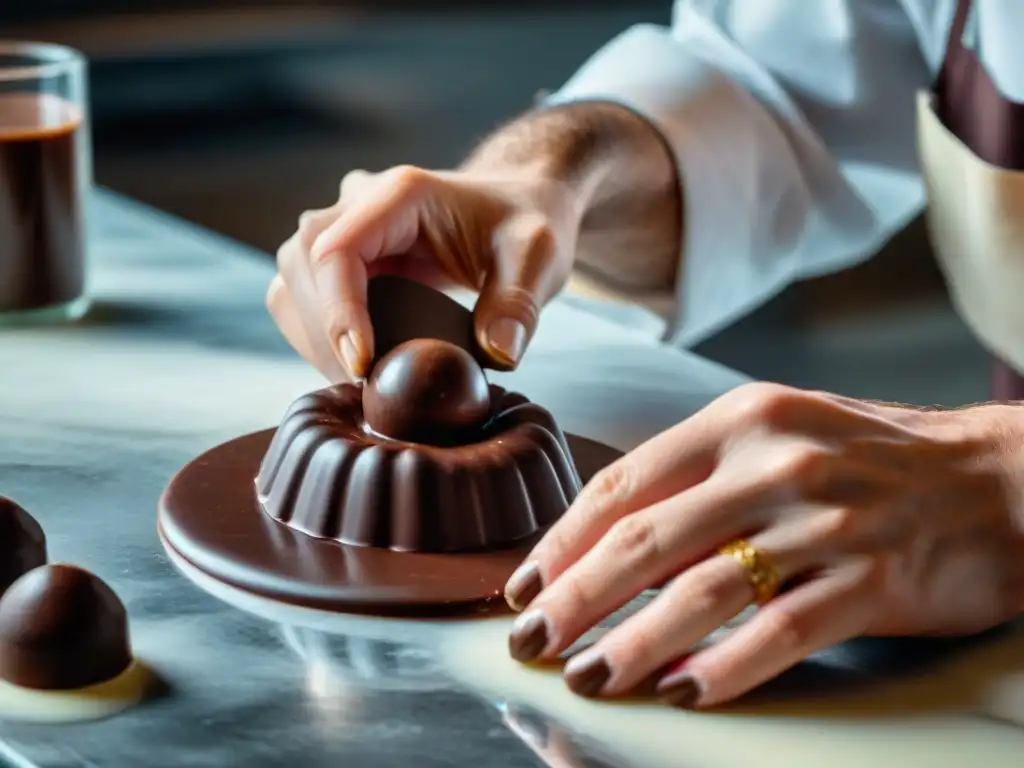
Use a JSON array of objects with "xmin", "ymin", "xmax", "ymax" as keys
[
  {"xmin": 267, "ymin": 166, "xmax": 580, "ymax": 381},
  {"xmin": 502, "ymin": 383, "xmax": 1024, "ymax": 708}
]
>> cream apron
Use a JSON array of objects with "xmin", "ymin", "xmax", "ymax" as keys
[{"xmin": 920, "ymin": 0, "xmax": 1024, "ymax": 399}]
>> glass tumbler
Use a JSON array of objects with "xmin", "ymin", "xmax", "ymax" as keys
[{"xmin": 0, "ymin": 41, "xmax": 91, "ymax": 325}]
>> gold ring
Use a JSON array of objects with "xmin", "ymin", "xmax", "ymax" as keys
[{"xmin": 718, "ymin": 539, "xmax": 781, "ymax": 605}]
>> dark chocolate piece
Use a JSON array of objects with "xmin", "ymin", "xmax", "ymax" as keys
[
  {"xmin": 256, "ymin": 383, "xmax": 581, "ymax": 553},
  {"xmin": 363, "ymin": 338, "xmax": 491, "ymax": 445},
  {"xmin": 0, "ymin": 564, "xmax": 132, "ymax": 690},
  {"xmin": 160, "ymin": 428, "xmax": 622, "ymax": 613},
  {"xmin": 366, "ymin": 275, "xmax": 490, "ymax": 370},
  {"xmin": 0, "ymin": 496, "xmax": 47, "ymax": 595}
]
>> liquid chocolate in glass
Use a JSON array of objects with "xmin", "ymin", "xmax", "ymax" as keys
[{"xmin": 0, "ymin": 93, "xmax": 85, "ymax": 313}]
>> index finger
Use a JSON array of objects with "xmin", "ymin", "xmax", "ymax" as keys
[
  {"xmin": 308, "ymin": 168, "xmax": 430, "ymax": 377},
  {"xmin": 505, "ymin": 404, "xmax": 727, "ymax": 610}
]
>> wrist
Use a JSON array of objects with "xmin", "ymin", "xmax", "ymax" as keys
[
  {"xmin": 460, "ymin": 103, "xmax": 650, "ymax": 216},
  {"xmin": 461, "ymin": 101, "xmax": 682, "ymax": 294},
  {"xmin": 938, "ymin": 402, "xmax": 1024, "ymax": 515}
]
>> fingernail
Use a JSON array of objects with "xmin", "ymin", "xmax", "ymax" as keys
[
  {"xmin": 485, "ymin": 317, "xmax": 527, "ymax": 367},
  {"xmin": 504, "ymin": 562, "xmax": 543, "ymax": 611},
  {"xmin": 656, "ymin": 673, "xmax": 702, "ymax": 709},
  {"xmin": 563, "ymin": 648, "xmax": 611, "ymax": 698},
  {"xmin": 339, "ymin": 330, "xmax": 369, "ymax": 378},
  {"xmin": 508, "ymin": 609, "xmax": 549, "ymax": 662}
]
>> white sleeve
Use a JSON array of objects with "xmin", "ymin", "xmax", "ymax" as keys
[{"xmin": 547, "ymin": 0, "xmax": 943, "ymax": 347}]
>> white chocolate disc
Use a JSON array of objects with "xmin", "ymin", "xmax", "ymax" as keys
[{"xmin": 0, "ymin": 660, "xmax": 152, "ymax": 724}]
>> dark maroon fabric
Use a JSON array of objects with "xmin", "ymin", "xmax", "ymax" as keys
[{"xmin": 934, "ymin": 0, "xmax": 1024, "ymax": 400}]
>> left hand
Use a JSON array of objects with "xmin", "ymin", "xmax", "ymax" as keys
[{"xmin": 502, "ymin": 383, "xmax": 1024, "ymax": 708}]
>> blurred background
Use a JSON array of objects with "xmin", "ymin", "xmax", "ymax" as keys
[{"xmin": 1, "ymin": 1, "xmax": 992, "ymax": 404}]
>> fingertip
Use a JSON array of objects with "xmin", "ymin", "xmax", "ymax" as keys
[
  {"xmin": 478, "ymin": 315, "xmax": 530, "ymax": 370},
  {"xmin": 655, "ymin": 671, "xmax": 705, "ymax": 709},
  {"xmin": 339, "ymin": 322, "xmax": 374, "ymax": 380},
  {"xmin": 338, "ymin": 334, "xmax": 361, "ymax": 379},
  {"xmin": 504, "ymin": 561, "xmax": 543, "ymax": 612}
]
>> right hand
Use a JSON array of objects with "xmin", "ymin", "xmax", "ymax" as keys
[{"xmin": 268, "ymin": 165, "xmax": 581, "ymax": 381}]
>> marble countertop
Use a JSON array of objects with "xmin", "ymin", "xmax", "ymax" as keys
[{"xmin": 0, "ymin": 191, "xmax": 1021, "ymax": 767}]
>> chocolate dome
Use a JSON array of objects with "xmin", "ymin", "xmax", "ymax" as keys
[
  {"xmin": 0, "ymin": 565, "xmax": 132, "ymax": 690},
  {"xmin": 255, "ymin": 380, "xmax": 581, "ymax": 554},
  {"xmin": 0, "ymin": 496, "xmax": 47, "ymax": 595},
  {"xmin": 364, "ymin": 339, "xmax": 491, "ymax": 446}
]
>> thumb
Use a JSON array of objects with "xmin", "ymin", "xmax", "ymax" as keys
[{"xmin": 474, "ymin": 214, "xmax": 570, "ymax": 370}]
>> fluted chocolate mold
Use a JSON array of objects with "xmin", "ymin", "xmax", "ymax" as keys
[{"xmin": 255, "ymin": 384, "xmax": 581, "ymax": 553}]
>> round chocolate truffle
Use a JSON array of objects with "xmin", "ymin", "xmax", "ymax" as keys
[
  {"xmin": 363, "ymin": 338, "xmax": 491, "ymax": 445},
  {"xmin": 0, "ymin": 496, "xmax": 47, "ymax": 595},
  {"xmin": 0, "ymin": 564, "xmax": 132, "ymax": 690}
]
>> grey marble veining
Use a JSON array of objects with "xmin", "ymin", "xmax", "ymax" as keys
[{"xmin": 1, "ymin": 192, "xmax": 1023, "ymax": 768}]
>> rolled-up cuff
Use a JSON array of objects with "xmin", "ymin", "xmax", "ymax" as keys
[{"xmin": 546, "ymin": 24, "xmax": 811, "ymax": 347}]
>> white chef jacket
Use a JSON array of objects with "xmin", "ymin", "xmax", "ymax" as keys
[{"xmin": 548, "ymin": 0, "xmax": 1024, "ymax": 348}]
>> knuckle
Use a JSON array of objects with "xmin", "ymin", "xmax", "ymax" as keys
[
  {"xmin": 339, "ymin": 169, "xmax": 369, "ymax": 195},
  {"xmin": 387, "ymin": 164, "xmax": 431, "ymax": 198},
  {"xmin": 728, "ymin": 382, "xmax": 803, "ymax": 430},
  {"xmin": 606, "ymin": 515, "xmax": 660, "ymax": 562},
  {"xmin": 815, "ymin": 506, "xmax": 861, "ymax": 545},
  {"xmin": 594, "ymin": 462, "xmax": 634, "ymax": 502},
  {"xmin": 760, "ymin": 605, "xmax": 812, "ymax": 652},
  {"xmin": 582, "ymin": 462, "xmax": 634, "ymax": 511},
  {"xmin": 775, "ymin": 444, "xmax": 835, "ymax": 490},
  {"xmin": 686, "ymin": 570, "xmax": 737, "ymax": 616},
  {"xmin": 757, "ymin": 391, "xmax": 807, "ymax": 431}
]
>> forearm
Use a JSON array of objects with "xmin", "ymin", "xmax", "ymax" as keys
[{"xmin": 461, "ymin": 102, "xmax": 683, "ymax": 293}]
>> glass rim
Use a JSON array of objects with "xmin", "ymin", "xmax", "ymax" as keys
[{"xmin": 0, "ymin": 41, "xmax": 85, "ymax": 82}]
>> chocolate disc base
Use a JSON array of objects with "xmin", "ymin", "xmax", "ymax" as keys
[
  {"xmin": 158, "ymin": 429, "xmax": 621, "ymax": 616},
  {"xmin": 0, "ymin": 660, "xmax": 153, "ymax": 724}
]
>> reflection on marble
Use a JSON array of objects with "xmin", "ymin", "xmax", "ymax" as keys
[
  {"xmin": 440, "ymin": 618, "xmax": 1024, "ymax": 768},
  {"xmin": 0, "ymin": 191, "xmax": 745, "ymax": 766},
  {"xmin": 171, "ymin": 539, "xmax": 1024, "ymax": 768}
]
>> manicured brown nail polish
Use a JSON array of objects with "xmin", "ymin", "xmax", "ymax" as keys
[
  {"xmin": 504, "ymin": 562, "xmax": 543, "ymax": 611},
  {"xmin": 508, "ymin": 610, "xmax": 549, "ymax": 662},
  {"xmin": 656, "ymin": 674, "xmax": 702, "ymax": 709},
  {"xmin": 485, "ymin": 317, "xmax": 527, "ymax": 368},
  {"xmin": 563, "ymin": 650, "xmax": 611, "ymax": 698}
]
